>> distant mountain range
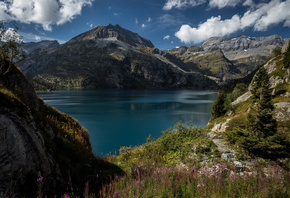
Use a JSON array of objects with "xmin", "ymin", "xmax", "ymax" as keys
[{"xmin": 18, "ymin": 24, "xmax": 289, "ymax": 90}]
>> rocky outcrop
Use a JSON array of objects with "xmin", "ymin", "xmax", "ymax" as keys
[
  {"xmin": 274, "ymin": 102, "xmax": 290, "ymax": 121},
  {"xmin": 1, "ymin": 68, "xmax": 39, "ymax": 111},
  {"xmin": 232, "ymin": 91, "xmax": 251, "ymax": 105},
  {"xmin": 0, "ymin": 65, "xmax": 66, "ymax": 193},
  {"xmin": 211, "ymin": 118, "xmax": 232, "ymax": 133},
  {"xmin": 0, "ymin": 108, "xmax": 64, "ymax": 193},
  {"xmin": 0, "ymin": 61, "xmax": 111, "ymax": 195}
]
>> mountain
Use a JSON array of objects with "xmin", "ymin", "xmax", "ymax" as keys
[
  {"xmin": 201, "ymin": 35, "xmax": 287, "ymax": 53},
  {"xmin": 206, "ymin": 40, "xmax": 290, "ymax": 159},
  {"xmin": 21, "ymin": 40, "xmax": 59, "ymax": 54},
  {"xmin": 68, "ymin": 24, "xmax": 154, "ymax": 48},
  {"xmin": 18, "ymin": 25, "xmax": 288, "ymax": 90},
  {"xmin": 167, "ymin": 35, "xmax": 288, "ymax": 84},
  {"xmin": 18, "ymin": 24, "xmax": 218, "ymax": 90}
]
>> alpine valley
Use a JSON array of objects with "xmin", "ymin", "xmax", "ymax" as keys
[
  {"xmin": 18, "ymin": 24, "xmax": 288, "ymax": 90},
  {"xmin": 1, "ymin": 23, "xmax": 290, "ymax": 197}
]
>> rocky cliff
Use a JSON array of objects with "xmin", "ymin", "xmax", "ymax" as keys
[{"xmin": 0, "ymin": 59, "xmax": 121, "ymax": 195}]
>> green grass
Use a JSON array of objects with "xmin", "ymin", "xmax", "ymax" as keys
[{"xmin": 112, "ymin": 122, "xmax": 217, "ymax": 170}]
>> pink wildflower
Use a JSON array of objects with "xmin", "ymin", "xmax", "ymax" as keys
[{"xmin": 37, "ymin": 176, "xmax": 43, "ymax": 183}]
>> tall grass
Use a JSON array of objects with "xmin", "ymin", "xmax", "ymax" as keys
[{"xmin": 99, "ymin": 160, "xmax": 289, "ymax": 198}]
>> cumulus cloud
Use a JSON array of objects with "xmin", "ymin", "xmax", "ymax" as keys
[
  {"xmin": 148, "ymin": 17, "xmax": 152, "ymax": 22},
  {"xmin": 175, "ymin": 0, "xmax": 290, "ymax": 44},
  {"xmin": 243, "ymin": 0, "xmax": 254, "ymax": 7},
  {"xmin": 163, "ymin": 0, "xmax": 206, "ymax": 10},
  {"xmin": 208, "ymin": 0, "xmax": 242, "ymax": 9},
  {"xmin": 163, "ymin": 35, "xmax": 170, "ymax": 39},
  {"xmin": 0, "ymin": 0, "xmax": 94, "ymax": 31},
  {"xmin": 19, "ymin": 31, "xmax": 66, "ymax": 43},
  {"xmin": 142, "ymin": 24, "xmax": 146, "ymax": 28}
]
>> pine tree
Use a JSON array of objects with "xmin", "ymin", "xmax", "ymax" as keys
[
  {"xmin": 248, "ymin": 66, "xmax": 277, "ymax": 138},
  {"xmin": 284, "ymin": 41, "xmax": 290, "ymax": 68},
  {"xmin": 211, "ymin": 90, "xmax": 227, "ymax": 119}
]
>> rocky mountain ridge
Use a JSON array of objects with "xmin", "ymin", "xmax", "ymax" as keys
[
  {"xmin": 167, "ymin": 35, "xmax": 288, "ymax": 83},
  {"xmin": 21, "ymin": 40, "xmax": 59, "ymax": 54},
  {"xmin": 18, "ymin": 24, "xmax": 289, "ymax": 89},
  {"xmin": 18, "ymin": 24, "xmax": 218, "ymax": 90},
  {"xmin": 201, "ymin": 35, "xmax": 287, "ymax": 53}
]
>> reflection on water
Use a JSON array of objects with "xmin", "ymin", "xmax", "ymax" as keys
[{"xmin": 38, "ymin": 89, "xmax": 217, "ymax": 155}]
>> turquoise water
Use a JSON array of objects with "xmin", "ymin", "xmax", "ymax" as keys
[{"xmin": 37, "ymin": 90, "xmax": 217, "ymax": 155}]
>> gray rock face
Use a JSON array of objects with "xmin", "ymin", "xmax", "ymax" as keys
[
  {"xmin": 202, "ymin": 35, "xmax": 288, "ymax": 54},
  {"xmin": 2, "ymin": 71, "xmax": 39, "ymax": 111},
  {"xmin": 274, "ymin": 102, "xmax": 290, "ymax": 121},
  {"xmin": 0, "ymin": 110, "xmax": 63, "ymax": 192},
  {"xmin": 200, "ymin": 35, "xmax": 289, "ymax": 81},
  {"xmin": 68, "ymin": 24, "xmax": 154, "ymax": 48},
  {"xmin": 0, "ymin": 66, "xmax": 66, "ymax": 193}
]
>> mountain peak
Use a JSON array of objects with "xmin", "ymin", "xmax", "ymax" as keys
[
  {"xmin": 69, "ymin": 24, "xmax": 154, "ymax": 48},
  {"xmin": 202, "ymin": 35, "xmax": 288, "ymax": 52}
]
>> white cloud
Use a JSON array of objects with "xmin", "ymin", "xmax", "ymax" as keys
[
  {"xmin": 175, "ymin": 15, "xmax": 241, "ymax": 43},
  {"xmin": 208, "ymin": 0, "xmax": 241, "ymax": 9},
  {"xmin": 253, "ymin": 0, "xmax": 290, "ymax": 30},
  {"xmin": 19, "ymin": 31, "xmax": 66, "ymax": 43},
  {"xmin": 148, "ymin": 17, "xmax": 152, "ymax": 22},
  {"xmin": 35, "ymin": 35, "xmax": 41, "ymax": 41},
  {"xmin": 163, "ymin": 35, "xmax": 170, "ymax": 40},
  {"xmin": 157, "ymin": 14, "xmax": 183, "ymax": 28},
  {"xmin": 142, "ymin": 24, "xmax": 146, "ymax": 28},
  {"xmin": 0, "ymin": 0, "xmax": 94, "ymax": 31},
  {"xmin": 163, "ymin": 0, "xmax": 206, "ymax": 10},
  {"xmin": 135, "ymin": 18, "xmax": 139, "ymax": 25},
  {"xmin": 175, "ymin": 0, "xmax": 290, "ymax": 44},
  {"xmin": 243, "ymin": 0, "xmax": 254, "ymax": 7},
  {"xmin": 86, "ymin": 22, "xmax": 93, "ymax": 28}
]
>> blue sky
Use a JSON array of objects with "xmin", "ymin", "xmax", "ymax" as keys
[{"xmin": 1, "ymin": 0, "xmax": 290, "ymax": 50}]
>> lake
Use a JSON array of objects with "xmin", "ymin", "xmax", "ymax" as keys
[{"xmin": 37, "ymin": 89, "xmax": 217, "ymax": 155}]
